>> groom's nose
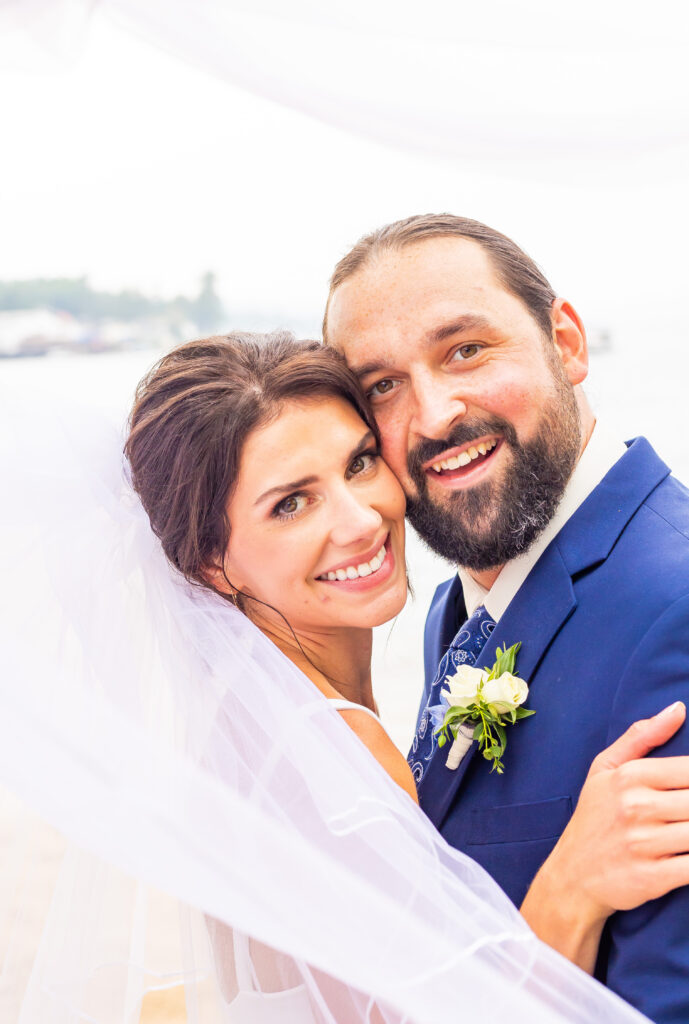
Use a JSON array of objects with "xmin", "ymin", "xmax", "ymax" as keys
[{"xmin": 409, "ymin": 374, "xmax": 468, "ymax": 441}]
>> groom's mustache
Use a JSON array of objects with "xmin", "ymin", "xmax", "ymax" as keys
[{"xmin": 407, "ymin": 415, "xmax": 518, "ymax": 484}]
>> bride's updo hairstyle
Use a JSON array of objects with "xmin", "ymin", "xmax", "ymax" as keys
[{"xmin": 126, "ymin": 331, "xmax": 379, "ymax": 604}]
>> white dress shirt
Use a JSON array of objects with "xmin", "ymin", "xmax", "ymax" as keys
[{"xmin": 458, "ymin": 424, "xmax": 627, "ymax": 623}]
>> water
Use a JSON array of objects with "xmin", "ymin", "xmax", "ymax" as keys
[
  {"xmin": 2, "ymin": 337, "xmax": 688, "ymax": 1013},
  {"xmin": 0, "ymin": 347, "xmax": 444, "ymax": 745},
  {"xmin": 2, "ymin": 339, "xmax": 689, "ymax": 749}
]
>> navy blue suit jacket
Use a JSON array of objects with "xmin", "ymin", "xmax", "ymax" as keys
[{"xmin": 418, "ymin": 438, "xmax": 689, "ymax": 1023}]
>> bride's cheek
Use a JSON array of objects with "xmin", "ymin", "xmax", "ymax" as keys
[{"xmin": 378, "ymin": 467, "xmax": 407, "ymax": 519}]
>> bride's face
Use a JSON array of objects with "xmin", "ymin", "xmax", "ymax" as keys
[{"xmin": 223, "ymin": 396, "xmax": 408, "ymax": 632}]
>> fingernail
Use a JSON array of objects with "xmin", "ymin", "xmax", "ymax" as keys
[{"xmin": 658, "ymin": 701, "xmax": 685, "ymax": 717}]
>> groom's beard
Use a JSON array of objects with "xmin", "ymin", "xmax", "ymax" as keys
[{"xmin": 405, "ymin": 380, "xmax": 581, "ymax": 572}]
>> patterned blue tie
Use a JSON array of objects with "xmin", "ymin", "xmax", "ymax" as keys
[{"xmin": 408, "ymin": 604, "xmax": 496, "ymax": 784}]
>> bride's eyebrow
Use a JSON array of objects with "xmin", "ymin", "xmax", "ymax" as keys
[
  {"xmin": 255, "ymin": 475, "xmax": 318, "ymax": 507},
  {"xmin": 348, "ymin": 430, "xmax": 376, "ymax": 460},
  {"xmin": 254, "ymin": 430, "xmax": 376, "ymax": 507}
]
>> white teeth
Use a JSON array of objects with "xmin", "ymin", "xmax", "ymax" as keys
[
  {"xmin": 319, "ymin": 543, "xmax": 387, "ymax": 582},
  {"xmin": 430, "ymin": 439, "xmax": 498, "ymax": 473}
]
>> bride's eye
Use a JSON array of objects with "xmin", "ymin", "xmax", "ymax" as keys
[
  {"xmin": 347, "ymin": 452, "xmax": 378, "ymax": 477},
  {"xmin": 273, "ymin": 493, "xmax": 309, "ymax": 520}
]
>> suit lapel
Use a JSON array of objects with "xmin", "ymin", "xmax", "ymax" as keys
[
  {"xmin": 417, "ymin": 577, "xmax": 466, "ymax": 731},
  {"xmin": 417, "ymin": 543, "xmax": 577, "ymax": 826},
  {"xmin": 424, "ymin": 577, "xmax": 466, "ymax": 674},
  {"xmin": 556, "ymin": 436, "xmax": 669, "ymax": 575}
]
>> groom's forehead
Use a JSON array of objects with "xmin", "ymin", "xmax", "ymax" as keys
[{"xmin": 325, "ymin": 237, "xmax": 514, "ymax": 363}]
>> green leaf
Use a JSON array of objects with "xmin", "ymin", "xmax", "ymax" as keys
[
  {"xmin": 496, "ymin": 647, "xmax": 511, "ymax": 676},
  {"xmin": 498, "ymin": 641, "xmax": 521, "ymax": 676}
]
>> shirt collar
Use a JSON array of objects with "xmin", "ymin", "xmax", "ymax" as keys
[{"xmin": 458, "ymin": 423, "xmax": 627, "ymax": 622}]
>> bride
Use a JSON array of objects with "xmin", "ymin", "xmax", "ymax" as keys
[{"xmin": 2, "ymin": 329, "xmax": 688, "ymax": 1023}]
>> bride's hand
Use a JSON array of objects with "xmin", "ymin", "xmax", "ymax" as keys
[{"xmin": 521, "ymin": 701, "xmax": 689, "ymax": 972}]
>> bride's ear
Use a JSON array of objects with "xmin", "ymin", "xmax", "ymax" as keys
[{"xmin": 203, "ymin": 558, "xmax": 242, "ymax": 600}]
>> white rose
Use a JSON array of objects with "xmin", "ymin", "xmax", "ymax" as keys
[
  {"xmin": 442, "ymin": 664, "xmax": 487, "ymax": 708},
  {"xmin": 480, "ymin": 672, "xmax": 529, "ymax": 715}
]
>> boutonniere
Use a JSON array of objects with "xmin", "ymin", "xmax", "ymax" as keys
[{"xmin": 430, "ymin": 643, "xmax": 535, "ymax": 774}]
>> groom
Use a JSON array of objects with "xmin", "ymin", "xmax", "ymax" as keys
[{"xmin": 324, "ymin": 214, "xmax": 689, "ymax": 1022}]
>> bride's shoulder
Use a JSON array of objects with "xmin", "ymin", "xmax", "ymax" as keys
[{"xmin": 330, "ymin": 700, "xmax": 418, "ymax": 804}]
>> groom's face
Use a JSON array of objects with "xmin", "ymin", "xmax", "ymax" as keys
[{"xmin": 326, "ymin": 236, "xmax": 585, "ymax": 570}]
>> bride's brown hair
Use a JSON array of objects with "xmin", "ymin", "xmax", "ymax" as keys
[{"xmin": 125, "ymin": 331, "xmax": 379, "ymax": 602}]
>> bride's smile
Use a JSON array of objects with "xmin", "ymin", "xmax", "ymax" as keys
[
  {"xmin": 222, "ymin": 395, "xmax": 408, "ymax": 633},
  {"xmin": 315, "ymin": 534, "xmax": 390, "ymax": 586}
]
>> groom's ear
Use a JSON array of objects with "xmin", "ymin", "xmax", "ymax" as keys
[{"xmin": 549, "ymin": 298, "xmax": 589, "ymax": 386}]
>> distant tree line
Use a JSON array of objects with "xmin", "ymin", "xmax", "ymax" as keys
[{"xmin": 0, "ymin": 272, "xmax": 224, "ymax": 333}]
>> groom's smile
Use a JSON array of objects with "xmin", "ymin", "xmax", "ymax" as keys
[
  {"xmin": 322, "ymin": 215, "xmax": 689, "ymax": 1021},
  {"xmin": 422, "ymin": 435, "xmax": 502, "ymax": 488},
  {"xmin": 325, "ymin": 233, "xmax": 589, "ymax": 576}
]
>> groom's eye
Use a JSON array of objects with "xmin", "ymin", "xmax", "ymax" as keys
[
  {"xmin": 452, "ymin": 344, "xmax": 481, "ymax": 361},
  {"xmin": 368, "ymin": 378, "xmax": 398, "ymax": 398}
]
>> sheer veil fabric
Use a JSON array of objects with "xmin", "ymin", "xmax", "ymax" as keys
[
  {"xmin": 0, "ymin": 392, "xmax": 650, "ymax": 1022},
  {"xmin": 0, "ymin": 2, "xmax": 668, "ymax": 1019},
  {"xmin": 1, "ymin": 0, "xmax": 688, "ymax": 174}
]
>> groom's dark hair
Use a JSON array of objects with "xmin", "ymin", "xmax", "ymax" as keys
[{"xmin": 322, "ymin": 213, "xmax": 556, "ymax": 342}]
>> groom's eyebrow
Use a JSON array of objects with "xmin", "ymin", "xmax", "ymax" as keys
[
  {"xmin": 428, "ymin": 314, "xmax": 493, "ymax": 343},
  {"xmin": 350, "ymin": 315, "xmax": 493, "ymax": 379},
  {"xmin": 350, "ymin": 358, "xmax": 389, "ymax": 380}
]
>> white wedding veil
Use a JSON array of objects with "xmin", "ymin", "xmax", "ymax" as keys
[{"xmin": 0, "ymin": 372, "xmax": 650, "ymax": 1024}]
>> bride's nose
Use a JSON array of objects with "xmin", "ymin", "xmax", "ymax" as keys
[{"xmin": 328, "ymin": 492, "xmax": 383, "ymax": 549}]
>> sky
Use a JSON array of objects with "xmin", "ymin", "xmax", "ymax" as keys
[
  {"xmin": 2, "ymin": 2, "xmax": 689, "ymax": 733},
  {"xmin": 2, "ymin": 4, "xmax": 688, "ymax": 338}
]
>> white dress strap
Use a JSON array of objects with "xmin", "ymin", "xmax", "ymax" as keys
[{"xmin": 328, "ymin": 698, "xmax": 380, "ymax": 721}]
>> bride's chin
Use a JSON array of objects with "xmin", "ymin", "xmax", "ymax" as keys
[
  {"xmin": 357, "ymin": 579, "xmax": 410, "ymax": 628},
  {"xmin": 367, "ymin": 606, "xmax": 406, "ymax": 628}
]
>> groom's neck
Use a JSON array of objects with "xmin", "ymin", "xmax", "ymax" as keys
[
  {"xmin": 468, "ymin": 564, "xmax": 503, "ymax": 590},
  {"xmin": 464, "ymin": 407, "xmax": 596, "ymax": 594}
]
